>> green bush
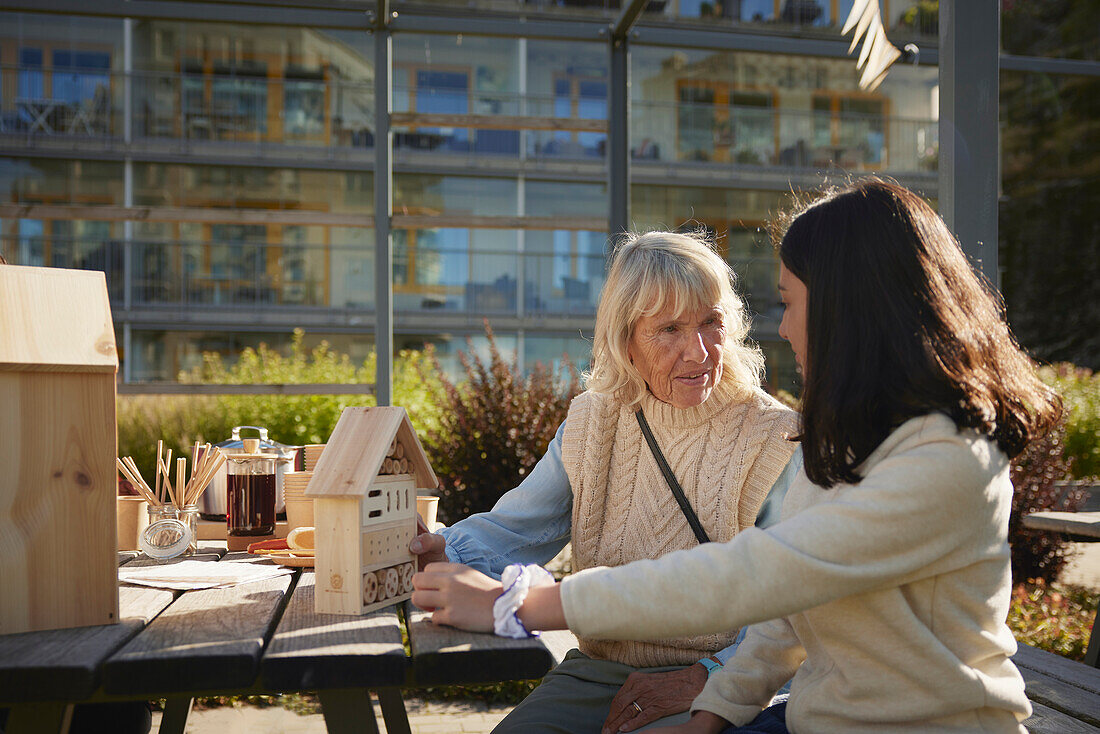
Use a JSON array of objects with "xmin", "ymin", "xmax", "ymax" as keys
[
  {"xmin": 117, "ymin": 330, "xmax": 442, "ymax": 484},
  {"xmin": 1040, "ymin": 364, "xmax": 1100, "ymax": 479},
  {"xmin": 419, "ymin": 325, "xmax": 581, "ymax": 525}
]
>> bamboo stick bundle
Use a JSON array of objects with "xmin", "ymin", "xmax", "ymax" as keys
[
  {"xmin": 116, "ymin": 457, "xmax": 159, "ymax": 506},
  {"xmin": 184, "ymin": 445, "xmax": 225, "ymax": 507}
]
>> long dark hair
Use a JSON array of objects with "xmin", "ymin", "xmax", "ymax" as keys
[{"xmin": 777, "ymin": 178, "xmax": 1061, "ymax": 488}]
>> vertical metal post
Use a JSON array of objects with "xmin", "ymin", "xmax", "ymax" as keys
[
  {"xmin": 373, "ymin": 27, "xmax": 394, "ymax": 406},
  {"xmin": 608, "ymin": 35, "xmax": 630, "ymax": 241},
  {"xmin": 939, "ymin": 0, "xmax": 1000, "ymax": 287},
  {"xmin": 123, "ymin": 18, "xmax": 134, "ymax": 383}
]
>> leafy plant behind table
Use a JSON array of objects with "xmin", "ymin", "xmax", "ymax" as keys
[
  {"xmin": 419, "ymin": 324, "xmax": 581, "ymax": 526},
  {"xmin": 117, "ymin": 329, "xmax": 443, "ymax": 485},
  {"xmin": 1040, "ymin": 364, "xmax": 1100, "ymax": 479},
  {"xmin": 1008, "ymin": 580, "xmax": 1098, "ymax": 662},
  {"xmin": 1008, "ymin": 418, "xmax": 1088, "ymax": 584}
]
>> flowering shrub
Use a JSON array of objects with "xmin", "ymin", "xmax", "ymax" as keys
[
  {"xmin": 1008, "ymin": 420, "xmax": 1088, "ymax": 583},
  {"xmin": 1008, "ymin": 580, "xmax": 1098, "ymax": 661},
  {"xmin": 419, "ymin": 325, "xmax": 581, "ymax": 525}
]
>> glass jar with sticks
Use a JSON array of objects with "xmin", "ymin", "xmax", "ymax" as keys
[{"xmin": 116, "ymin": 441, "xmax": 226, "ymax": 560}]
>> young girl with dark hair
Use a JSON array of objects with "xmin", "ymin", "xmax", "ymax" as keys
[{"xmin": 413, "ymin": 178, "xmax": 1062, "ymax": 734}]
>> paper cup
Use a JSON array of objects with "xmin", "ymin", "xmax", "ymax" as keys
[
  {"xmin": 416, "ymin": 496, "xmax": 439, "ymax": 530},
  {"xmin": 117, "ymin": 496, "xmax": 149, "ymax": 551}
]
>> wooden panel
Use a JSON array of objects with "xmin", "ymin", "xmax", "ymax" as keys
[
  {"xmin": 0, "ymin": 266, "xmax": 117, "ymax": 372},
  {"xmin": 102, "ymin": 553, "xmax": 295, "ymax": 696},
  {"xmin": 360, "ymin": 477, "xmax": 417, "ymax": 526},
  {"xmin": 261, "ymin": 573, "xmax": 408, "ymax": 690},
  {"xmin": 1014, "ymin": 644, "xmax": 1100, "ymax": 726},
  {"xmin": 361, "ymin": 520, "xmax": 416, "ymax": 570},
  {"xmin": 0, "ymin": 584, "xmax": 175, "ymax": 704},
  {"xmin": 1023, "ymin": 702, "xmax": 1100, "ymax": 733},
  {"xmin": 314, "ymin": 496, "xmax": 362, "ymax": 615},
  {"xmin": 0, "ymin": 371, "xmax": 118, "ymax": 635},
  {"xmin": 404, "ymin": 603, "xmax": 573, "ymax": 686}
]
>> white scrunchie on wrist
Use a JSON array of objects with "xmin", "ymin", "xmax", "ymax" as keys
[{"xmin": 493, "ymin": 563, "xmax": 555, "ymax": 638}]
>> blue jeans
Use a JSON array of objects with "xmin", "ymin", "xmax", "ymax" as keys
[{"xmin": 721, "ymin": 700, "xmax": 789, "ymax": 734}]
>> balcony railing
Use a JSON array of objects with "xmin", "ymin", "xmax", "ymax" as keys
[
  {"xmin": 0, "ymin": 233, "xmax": 789, "ymax": 320},
  {"xmin": 0, "ymin": 66, "xmax": 937, "ymax": 174}
]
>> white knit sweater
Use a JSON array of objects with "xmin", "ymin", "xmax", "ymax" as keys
[
  {"xmin": 560, "ymin": 414, "xmax": 1030, "ymax": 733},
  {"xmin": 561, "ymin": 388, "xmax": 798, "ymax": 667}
]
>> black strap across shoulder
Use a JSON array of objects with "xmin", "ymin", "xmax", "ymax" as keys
[{"xmin": 635, "ymin": 409, "xmax": 711, "ymax": 544}]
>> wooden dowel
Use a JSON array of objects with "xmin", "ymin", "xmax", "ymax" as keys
[
  {"xmin": 188, "ymin": 449, "xmax": 224, "ymax": 506},
  {"xmin": 117, "ymin": 457, "xmax": 159, "ymax": 505},
  {"xmin": 155, "ymin": 440, "xmax": 163, "ymax": 506},
  {"xmin": 161, "ymin": 449, "xmax": 173, "ymax": 504},
  {"xmin": 175, "ymin": 458, "xmax": 186, "ymax": 510}
]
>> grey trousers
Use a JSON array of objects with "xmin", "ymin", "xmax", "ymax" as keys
[{"xmin": 492, "ymin": 649, "xmax": 693, "ymax": 734}]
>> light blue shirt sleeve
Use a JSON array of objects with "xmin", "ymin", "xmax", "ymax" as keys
[
  {"xmin": 711, "ymin": 445, "xmax": 803, "ymax": 667},
  {"xmin": 438, "ymin": 421, "xmax": 572, "ymax": 579}
]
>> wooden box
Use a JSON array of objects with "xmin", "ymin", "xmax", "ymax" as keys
[
  {"xmin": 308, "ymin": 407, "xmax": 438, "ymax": 615},
  {"xmin": 0, "ymin": 265, "xmax": 120, "ymax": 634}
]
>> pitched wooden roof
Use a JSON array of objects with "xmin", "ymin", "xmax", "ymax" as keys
[{"xmin": 306, "ymin": 406, "xmax": 438, "ymax": 497}]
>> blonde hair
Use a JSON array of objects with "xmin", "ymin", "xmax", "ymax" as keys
[{"xmin": 585, "ymin": 230, "xmax": 765, "ymax": 407}]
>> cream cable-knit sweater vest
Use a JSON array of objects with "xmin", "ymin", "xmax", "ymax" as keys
[{"xmin": 561, "ymin": 388, "xmax": 798, "ymax": 668}]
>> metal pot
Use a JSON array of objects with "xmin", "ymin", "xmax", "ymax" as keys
[{"xmin": 198, "ymin": 426, "xmax": 300, "ymax": 519}]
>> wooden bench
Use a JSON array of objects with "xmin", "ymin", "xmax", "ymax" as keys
[{"xmin": 1014, "ymin": 643, "xmax": 1100, "ymax": 733}]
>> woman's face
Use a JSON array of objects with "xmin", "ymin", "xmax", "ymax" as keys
[
  {"xmin": 628, "ymin": 303, "xmax": 726, "ymax": 408},
  {"xmin": 778, "ymin": 263, "xmax": 808, "ymax": 374}
]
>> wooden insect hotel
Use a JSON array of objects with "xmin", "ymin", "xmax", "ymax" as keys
[
  {"xmin": 0, "ymin": 265, "xmax": 119, "ymax": 634},
  {"xmin": 308, "ymin": 406, "xmax": 438, "ymax": 615}
]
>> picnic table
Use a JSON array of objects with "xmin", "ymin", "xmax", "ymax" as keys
[
  {"xmin": 1023, "ymin": 510, "xmax": 1100, "ymax": 668},
  {"xmin": 0, "ymin": 542, "xmax": 576, "ymax": 734}
]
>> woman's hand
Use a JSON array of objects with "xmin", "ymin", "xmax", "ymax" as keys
[
  {"xmin": 602, "ymin": 663, "xmax": 708, "ymax": 733},
  {"xmin": 623, "ymin": 711, "xmax": 729, "ymax": 734},
  {"xmin": 412, "ymin": 562, "xmax": 501, "ymax": 633},
  {"xmin": 409, "ymin": 516, "xmax": 449, "ymax": 571}
]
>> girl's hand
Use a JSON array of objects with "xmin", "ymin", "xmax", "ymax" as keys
[{"xmin": 412, "ymin": 562, "xmax": 501, "ymax": 632}]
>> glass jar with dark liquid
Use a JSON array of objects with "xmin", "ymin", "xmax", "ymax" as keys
[{"xmin": 226, "ymin": 438, "xmax": 277, "ymax": 548}]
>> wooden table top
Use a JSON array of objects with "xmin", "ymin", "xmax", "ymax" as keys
[
  {"xmin": 0, "ymin": 542, "xmax": 576, "ymax": 707},
  {"xmin": 1022, "ymin": 511, "xmax": 1100, "ymax": 540}
]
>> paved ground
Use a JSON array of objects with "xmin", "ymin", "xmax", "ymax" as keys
[
  {"xmin": 153, "ymin": 543, "xmax": 1099, "ymax": 734},
  {"xmin": 151, "ymin": 698, "xmax": 514, "ymax": 733}
]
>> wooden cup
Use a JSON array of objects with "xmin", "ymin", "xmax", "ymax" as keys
[
  {"xmin": 285, "ymin": 497, "xmax": 314, "ymax": 534},
  {"xmin": 416, "ymin": 496, "xmax": 439, "ymax": 531},
  {"xmin": 116, "ymin": 496, "xmax": 149, "ymax": 552}
]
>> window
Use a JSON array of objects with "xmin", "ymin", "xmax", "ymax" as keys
[
  {"xmin": 549, "ymin": 74, "xmax": 607, "ymax": 157},
  {"xmin": 18, "ymin": 48, "xmax": 44, "ymax": 98},
  {"xmin": 677, "ymin": 81, "xmax": 776, "ymax": 164},
  {"xmin": 812, "ymin": 93, "xmax": 887, "ymax": 167}
]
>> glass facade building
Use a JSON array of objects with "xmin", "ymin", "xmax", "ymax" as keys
[{"xmin": 3, "ymin": 2, "xmax": 1089, "ymax": 391}]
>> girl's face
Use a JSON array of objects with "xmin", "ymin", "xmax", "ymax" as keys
[{"xmin": 778, "ymin": 263, "xmax": 808, "ymax": 374}]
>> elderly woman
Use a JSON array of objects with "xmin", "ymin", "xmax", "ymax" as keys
[{"xmin": 410, "ymin": 230, "xmax": 799, "ymax": 733}]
